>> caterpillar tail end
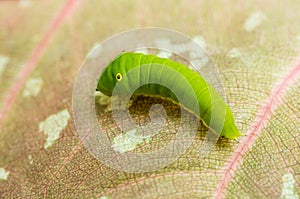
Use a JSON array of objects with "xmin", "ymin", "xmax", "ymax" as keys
[{"xmin": 221, "ymin": 124, "xmax": 243, "ymax": 140}]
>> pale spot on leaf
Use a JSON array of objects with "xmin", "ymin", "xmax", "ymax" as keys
[
  {"xmin": 94, "ymin": 91, "xmax": 110, "ymax": 106},
  {"xmin": 28, "ymin": 155, "xmax": 33, "ymax": 165},
  {"xmin": 112, "ymin": 129, "xmax": 150, "ymax": 153},
  {"xmin": 244, "ymin": 12, "xmax": 266, "ymax": 32},
  {"xmin": 19, "ymin": 0, "xmax": 32, "ymax": 8},
  {"xmin": 0, "ymin": 55, "xmax": 9, "ymax": 76},
  {"xmin": 23, "ymin": 76, "xmax": 43, "ymax": 97},
  {"xmin": 227, "ymin": 48, "xmax": 242, "ymax": 58},
  {"xmin": 39, "ymin": 109, "xmax": 71, "ymax": 149},
  {"xmin": 99, "ymin": 196, "xmax": 109, "ymax": 199},
  {"xmin": 94, "ymin": 91, "xmax": 113, "ymax": 112},
  {"xmin": 189, "ymin": 56, "xmax": 209, "ymax": 69},
  {"xmin": 0, "ymin": 168, "xmax": 9, "ymax": 180},
  {"xmin": 193, "ymin": 35, "xmax": 206, "ymax": 49},
  {"xmin": 280, "ymin": 173, "xmax": 299, "ymax": 199},
  {"xmin": 134, "ymin": 49, "xmax": 148, "ymax": 54},
  {"xmin": 157, "ymin": 51, "xmax": 172, "ymax": 58}
]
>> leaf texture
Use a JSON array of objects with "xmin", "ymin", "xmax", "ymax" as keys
[{"xmin": 0, "ymin": 0, "xmax": 299, "ymax": 198}]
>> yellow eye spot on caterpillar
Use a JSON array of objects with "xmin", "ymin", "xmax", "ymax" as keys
[{"xmin": 116, "ymin": 73, "xmax": 122, "ymax": 81}]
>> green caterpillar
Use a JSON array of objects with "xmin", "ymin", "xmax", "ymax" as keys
[{"xmin": 96, "ymin": 52, "xmax": 242, "ymax": 139}]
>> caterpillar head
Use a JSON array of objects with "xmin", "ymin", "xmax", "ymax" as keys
[
  {"xmin": 96, "ymin": 67, "xmax": 123, "ymax": 96},
  {"xmin": 96, "ymin": 52, "xmax": 135, "ymax": 96}
]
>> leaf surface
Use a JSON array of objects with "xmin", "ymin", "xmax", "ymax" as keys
[{"xmin": 0, "ymin": 1, "xmax": 299, "ymax": 198}]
